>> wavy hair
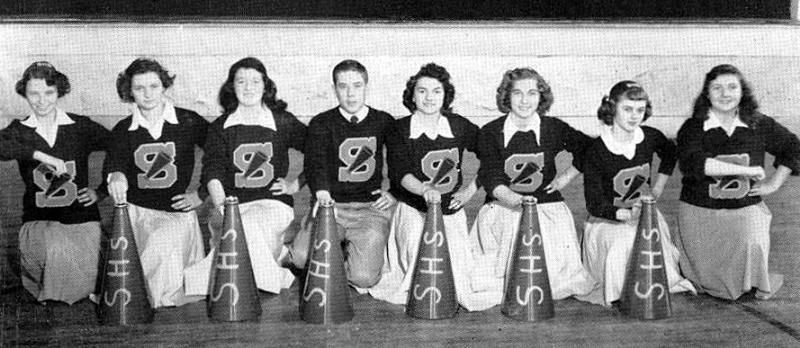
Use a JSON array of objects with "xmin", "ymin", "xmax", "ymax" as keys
[
  {"xmin": 15, "ymin": 61, "xmax": 71, "ymax": 98},
  {"xmin": 597, "ymin": 80, "xmax": 652, "ymax": 125},
  {"xmin": 116, "ymin": 58, "xmax": 175, "ymax": 103},
  {"xmin": 218, "ymin": 57, "xmax": 287, "ymax": 114},
  {"xmin": 496, "ymin": 67, "xmax": 553, "ymax": 116},
  {"xmin": 691, "ymin": 64, "xmax": 759, "ymax": 126},
  {"xmin": 402, "ymin": 63, "xmax": 455, "ymax": 114}
]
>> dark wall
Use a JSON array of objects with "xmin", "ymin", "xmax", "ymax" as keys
[{"xmin": 1, "ymin": 0, "xmax": 791, "ymax": 19}]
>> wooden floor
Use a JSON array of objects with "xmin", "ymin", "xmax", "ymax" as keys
[{"xmin": 1, "ymin": 153, "xmax": 799, "ymax": 347}]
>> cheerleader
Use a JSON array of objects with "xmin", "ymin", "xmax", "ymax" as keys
[
  {"xmin": 105, "ymin": 58, "xmax": 208, "ymax": 308},
  {"xmin": 1, "ymin": 62, "xmax": 110, "ymax": 304},
  {"xmin": 368, "ymin": 63, "xmax": 487, "ymax": 310},
  {"xmin": 469, "ymin": 67, "xmax": 597, "ymax": 306},
  {"xmin": 184, "ymin": 57, "xmax": 305, "ymax": 295},
  {"xmin": 580, "ymin": 80, "xmax": 695, "ymax": 306},
  {"xmin": 676, "ymin": 65, "xmax": 800, "ymax": 300}
]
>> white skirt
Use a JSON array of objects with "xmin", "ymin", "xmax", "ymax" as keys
[
  {"xmin": 578, "ymin": 208, "xmax": 695, "ymax": 306},
  {"xmin": 368, "ymin": 202, "xmax": 495, "ymax": 311},
  {"xmin": 19, "ymin": 220, "xmax": 101, "ymax": 304},
  {"xmin": 469, "ymin": 201, "xmax": 597, "ymax": 306},
  {"xmin": 184, "ymin": 199, "xmax": 295, "ymax": 296},
  {"xmin": 126, "ymin": 203, "xmax": 205, "ymax": 308}
]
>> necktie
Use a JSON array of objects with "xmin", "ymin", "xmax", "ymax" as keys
[{"xmin": 350, "ymin": 115, "xmax": 358, "ymax": 125}]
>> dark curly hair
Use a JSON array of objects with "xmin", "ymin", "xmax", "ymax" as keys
[
  {"xmin": 597, "ymin": 80, "xmax": 652, "ymax": 126},
  {"xmin": 692, "ymin": 64, "xmax": 760, "ymax": 127},
  {"xmin": 218, "ymin": 57, "xmax": 287, "ymax": 114},
  {"xmin": 116, "ymin": 58, "xmax": 175, "ymax": 103},
  {"xmin": 15, "ymin": 61, "xmax": 70, "ymax": 98},
  {"xmin": 402, "ymin": 63, "xmax": 455, "ymax": 114},
  {"xmin": 332, "ymin": 59, "xmax": 368, "ymax": 84},
  {"xmin": 496, "ymin": 67, "xmax": 553, "ymax": 116}
]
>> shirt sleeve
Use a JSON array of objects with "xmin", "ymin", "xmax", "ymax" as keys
[
  {"xmin": 677, "ymin": 118, "xmax": 712, "ymax": 180},
  {"xmin": 763, "ymin": 116, "xmax": 800, "ymax": 175}
]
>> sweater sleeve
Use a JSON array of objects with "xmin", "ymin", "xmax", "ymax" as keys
[
  {"xmin": 200, "ymin": 121, "xmax": 228, "ymax": 186},
  {"xmin": 477, "ymin": 125, "xmax": 506, "ymax": 197},
  {"xmin": 103, "ymin": 121, "xmax": 132, "ymax": 180},
  {"xmin": 763, "ymin": 116, "xmax": 800, "ymax": 175},
  {"xmin": 560, "ymin": 119, "xmax": 592, "ymax": 173},
  {"xmin": 304, "ymin": 116, "xmax": 329, "ymax": 194},
  {"xmin": 651, "ymin": 128, "xmax": 677, "ymax": 175},
  {"xmin": 677, "ymin": 118, "xmax": 712, "ymax": 180},
  {"xmin": 0, "ymin": 122, "xmax": 36, "ymax": 161},
  {"xmin": 385, "ymin": 120, "xmax": 409, "ymax": 187},
  {"xmin": 583, "ymin": 145, "xmax": 619, "ymax": 221}
]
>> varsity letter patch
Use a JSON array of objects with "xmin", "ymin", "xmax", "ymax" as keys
[
  {"xmin": 135, "ymin": 142, "xmax": 177, "ymax": 189},
  {"xmin": 234, "ymin": 143, "xmax": 274, "ymax": 188}
]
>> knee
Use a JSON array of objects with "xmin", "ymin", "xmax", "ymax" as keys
[{"xmin": 348, "ymin": 265, "xmax": 382, "ymax": 288}]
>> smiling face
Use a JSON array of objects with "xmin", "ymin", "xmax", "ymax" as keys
[
  {"xmin": 708, "ymin": 74, "xmax": 742, "ymax": 115},
  {"xmin": 509, "ymin": 78, "xmax": 540, "ymax": 119},
  {"xmin": 25, "ymin": 78, "xmax": 58, "ymax": 118},
  {"xmin": 613, "ymin": 97, "xmax": 647, "ymax": 133},
  {"xmin": 234, "ymin": 68, "xmax": 265, "ymax": 108},
  {"xmin": 131, "ymin": 72, "xmax": 166, "ymax": 112},
  {"xmin": 334, "ymin": 70, "xmax": 367, "ymax": 115},
  {"xmin": 413, "ymin": 77, "xmax": 444, "ymax": 116}
]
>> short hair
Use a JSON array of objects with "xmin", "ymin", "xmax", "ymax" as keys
[
  {"xmin": 116, "ymin": 58, "xmax": 175, "ymax": 103},
  {"xmin": 15, "ymin": 61, "xmax": 71, "ymax": 98},
  {"xmin": 597, "ymin": 80, "xmax": 653, "ymax": 126},
  {"xmin": 218, "ymin": 57, "xmax": 287, "ymax": 115},
  {"xmin": 402, "ymin": 63, "xmax": 456, "ymax": 113},
  {"xmin": 332, "ymin": 59, "xmax": 368, "ymax": 84},
  {"xmin": 692, "ymin": 64, "xmax": 759, "ymax": 126},
  {"xmin": 496, "ymin": 67, "xmax": 554, "ymax": 115}
]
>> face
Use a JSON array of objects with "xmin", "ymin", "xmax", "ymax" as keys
[
  {"xmin": 613, "ymin": 97, "xmax": 647, "ymax": 133},
  {"xmin": 708, "ymin": 74, "xmax": 742, "ymax": 114},
  {"xmin": 413, "ymin": 77, "xmax": 445, "ymax": 116},
  {"xmin": 25, "ymin": 79, "xmax": 58, "ymax": 118},
  {"xmin": 234, "ymin": 68, "xmax": 266, "ymax": 108},
  {"xmin": 131, "ymin": 72, "xmax": 165, "ymax": 112},
  {"xmin": 334, "ymin": 70, "xmax": 368, "ymax": 115},
  {"xmin": 509, "ymin": 78, "xmax": 540, "ymax": 119}
]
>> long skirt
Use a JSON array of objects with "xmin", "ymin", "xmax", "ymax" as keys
[
  {"xmin": 469, "ymin": 202, "xmax": 597, "ymax": 307},
  {"xmin": 184, "ymin": 199, "xmax": 295, "ymax": 296},
  {"xmin": 127, "ymin": 203, "xmax": 205, "ymax": 308},
  {"xmin": 19, "ymin": 220, "xmax": 101, "ymax": 304},
  {"xmin": 677, "ymin": 201, "xmax": 779, "ymax": 300},
  {"xmin": 368, "ymin": 202, "xmax": 494, "ymax": 311},
  {"xmin": 579, "ymin": 209, "xmax": 695, "ymax": 306}
]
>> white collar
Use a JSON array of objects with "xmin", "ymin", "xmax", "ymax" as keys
[
  {"xmin": 600, "ymin": 125, "xmax": 644, "ymax": 160},
  {"xmin": 503, "ymin": 113, "xmax": 540, "ymax": 147},
  {"xmin": 224, "ymin": 105, "xmax": 276, "ymax": 130},
  {"xmin": 704, "ymin": 110, "xmax": 747, "ymax": 136},
  {"xmin": 128, "ymin": 100, "xmax": 178, "ymax": 140},
  {"xmin": 21, "ymin": 108, "xmax": 74, "ymax": 128},
  {"xmin": 409, "ymin": 113, "xmax": 454, "ymax": 139},
  {"xmin": 21, "ymin": 108, "xmax": 74, "ymax": 147},
  {"xmin": 338, "ymin": 106, "xmax": 370, "ymax": 124}
]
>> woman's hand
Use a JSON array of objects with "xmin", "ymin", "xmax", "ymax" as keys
[
  {"xmin": 107, "ymin": 172, "xmax": 128, "ymax": 204},
  {"xmin": 77, "ymin": 188, "xmax": 98, "ymax": 207},
  {"xmin": 171, "ymin": 191, "xmax": 202, "ymax": 211},
  {"xmin": 371, "ymin": 190, "xmax": 396, "ymax": 211},
  {"xmin": 449, "ymin": 182, "xmax": 477, "ymax": 210},
  {"xmin": 270, "ymin": 178, "xmax": 299, "ymax": 195},
  {"xmin": 33, "ymin": 151, "xmax": 67, "ymax": 175}
]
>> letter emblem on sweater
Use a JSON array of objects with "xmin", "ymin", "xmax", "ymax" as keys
[
  {"xmin": 421, "ymin": 148, "xmax": 459, "ymax": 193},
  {"xmin": 34, "ymin": 161, "xmax": 77, "ymax": 207},
  {"xmin": 613, "ymin": 163, "xmax": 651, "ymax": 207},
  {"xmin": 505, "ymin": 153, "xmax": 544, "ymax": 192},
  {"xmin": 234, "ymin": 143, "xmax": 274, "ymax": 188},
  {"xmin": 338, "ymin": 137, "xmax": 377, "ymax": 182},
  {"xmin": 709, "ymin": 153, "xmax": 750, "ymax": 199},
  {"xmin": 134, "ymin": 142, "xmax": 177, "ymax": 189}
]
